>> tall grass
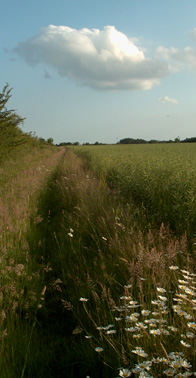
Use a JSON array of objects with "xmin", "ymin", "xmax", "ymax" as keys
[
  {"xmin": 27, "ymin": 149, "xmax": 196, "ymax": 377},
  {"xmin": 1, "ymin": 143, "xmax": 196, "ymax": 377},
  {"xmin": 0, "ymin": 140, "xmax": 65, "ymax": 377}
]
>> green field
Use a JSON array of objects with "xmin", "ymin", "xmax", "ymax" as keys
[{"xmin": 73, "ymin": 143, "xmax": 196, "ymax": 241}]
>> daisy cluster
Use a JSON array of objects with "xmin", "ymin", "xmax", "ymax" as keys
[{"xmin": 81, "ymin": 267, "xmax": 196, "ymax": 377}]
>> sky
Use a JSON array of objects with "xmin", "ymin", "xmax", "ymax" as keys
[{"xmin": 1, "ymin": 0, "xmax": 196, "ymax": 144}]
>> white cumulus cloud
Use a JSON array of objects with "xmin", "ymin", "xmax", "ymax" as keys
[
  {"xmin": 13, "ymin": 25, "xmax": 169, "ymax": 91},
  {"xmin": 159, "ymin": 96, "xmax": 178, "ymax": 105}
]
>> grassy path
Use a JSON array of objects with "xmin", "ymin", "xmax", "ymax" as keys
[{"xmin": 0, "ymin": 145, "xmax": 65, "ymax": 377}]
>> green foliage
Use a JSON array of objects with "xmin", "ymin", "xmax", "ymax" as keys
[
  {"xmin": 47, "ymin": 137, "xmax": 54, "ymax": 144},
  {"xmin": 0, "ymin": 83, "xmax": 26, "ymax": 149}
]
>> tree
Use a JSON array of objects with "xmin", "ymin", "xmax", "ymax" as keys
[
  {"xmin": 0, "ymin": 83, "xmax": 25, "ymax": 147},
  {"xmin": 47, "ymin": 137, "xmax": 54, "ymax": 144}
]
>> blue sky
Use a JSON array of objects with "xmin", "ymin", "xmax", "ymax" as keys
[{"xmin": 1, "ymin": 0, "xmax": 196, "ymax": 144}]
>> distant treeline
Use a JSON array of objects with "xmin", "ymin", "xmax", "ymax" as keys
[
  {"xmin": 119, "ymin": 137, "xmax": 196, "ymax": 144},
  {"xmin": 57, "ymin": 137, "xmax": 196, "ymax": 146},
  {"xmin": 58, "ymin": 141, "xmax": 107, "ymax": 146}
]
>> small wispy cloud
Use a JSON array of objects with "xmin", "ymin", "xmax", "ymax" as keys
[
  {"xmin": 157, "ymin": 26, "xmax": 196, "ymax": 72},
  {"xmin": 44, "ymin": 70, "xmax": 52, "ymax": 79},
  {"xmin": 159, "ymin": 96, "xmax": 178, "ymax": 105},
  {"xmin": 189, "ymin": 27, "xmax": 196, "ymax": 41}
]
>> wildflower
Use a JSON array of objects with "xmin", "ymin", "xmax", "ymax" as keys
[
  {"xmin": 181, "ymin": 270, "xmax": 190, "ymax": 275},
  {"xmin": 124, "ymin": 284, "xmax": 132, "ymax": 289},
  {"xmin": 125, "ymin": 327, "xmax": 137, "ymax": 332},
  {"xmin": 180, "ymin": 360, "xmax": 192, "ymax": 369},
  {"xmin": 161, "ymin": 329, "xmax": 170, "ymax": 335},
  {"xmin": 132, "ymin": 367, "xmax": 142, "ymax": 374},
  {"xmin": 157, "ymin": 319, "xmax": 167, "ymax": 324},
  {"xmin": 120, "ymin": 296, "xmax": 132, "ymax": 300},
  {"xmin": 79, "ymin": 297, "xmax": 89, "ymax": 302},
  {"xmin": 135, "ymin": 361, "xmax": 152, "ymax": 370},
  {"xmin": 146, "ymin": 318, "xmax": 158, "ymax": 324},
  {"xmin": 178, "ymin": 280, "xmax": 188, "ymax": 284},
  {"xmin": 176, "ymin": 310, "xmax": 187, "ymax": 317},
  {"xmin": 186, "ymin": 331, "xmax": 195, "ymax": 338},
  {"xmin": 151, "ymin": 311, "xmax": 160, "ymax": 316},
  {"xmin": 102, "ymin": 236, "xmax": 107, "ymax": 241},
  {"xmin": 125, "ymin": 313, "xmax": 139, "ymax": 322},
  {"xmin": 138, "ymin": 372, "xmax": 154, "ymax": 378},
  {"xmin": 169, "ymin": 266, "xmax": 179, "ymax": 270},
  {"xmin": 150, "ymin": 329, "xmax": 161, "ymax": 335},
  {"xmin": 183, "ymin": 274, "xmax": 192, "ymax": 280},
  {"xmin": 85, "ymin": 335, "xmax": 93, "ymax": 339},
  {"xmin": 141, "ymin": 310, "xmax": 151, "ymax": 316},
  {"xmin": 95, "ymin": 347, "xmax": 103, "ymax": 352},
  {"xmin": 136, "ymin": 322, "xmax": 148, "ymax": 329},
  {"xmin": 104, "ymin": 324, "xmax": 114, "ymax": 330},
  {"xmin": 180, "ymin": 340, "xmax": 191, "ymax": 348},
  {"xmin": 132, "ymin": 312, "xmax": 140, "ymax": 317},
  {"xmin": 162, "ymin": 309, "xmax": 169, "ymax": 314},
  {"xmin": 168, "ymin": 326, "xmax": 178, "ymax": 332},
  {"xmin": 149, "ymin": 323, "xmax": 157, "ymax": 328},
  {"xmin": 172, "ymin": 305, "xmax": 182, "ymax": 312},
  {"xmin": 151, "ymin": 300, "xmax": 160, "ymax": 305},
  {"xmin": 157, "ymin": 287, "xmax": 166, "ymax": 293},
  {"xmin": 128, "ymin": 303, "xmax": 140, "ymax": 308},
  {"xmin": 106, "ymin": 329, "xmax": 116, "ymax": 334},
  {"xmin": 68, "ymin": 232, "xmax": 73, "ymax": 237},
  {"xmin": 119, "ymin": 368, "xmax": 132, "ymax": 377},
  {"xmin": 178, "ymin": 285, "xmax": 187, "ymax": 290},
  {"xmin": 163, "ymin": 368, "xmax": 176, "ymax": 376},
  {"xmin": 158, "ymin": 295, "xmax": 168, "ymax": 301},
  {"xmin": 129, "ymin": 300, "xmax": 139, "ymax": 306},
  {"xmin": 133, "ymin": 334, "xmax": 143, "ymax": 339},
  {"xmin": 132, "ymin": 347, "xmax": 148, "ymax": 358},
  {"xmin": 185, "ymin": 288, "xmax": 196, "ymax": 296},
  {"xmin": 152, "ymin": 357, "xmax": 168, "ymax": 364},
  {"xmin": 187, "ymin": 322, "xmax": 196, "ymax": 330},
  {"xmin": 170, "ymin": 360, "xmax": 183, "ymax": 369}
]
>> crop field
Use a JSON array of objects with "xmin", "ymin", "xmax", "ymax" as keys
[{"xmin": 73, "ymin": 143, "xmax": 196, "ymax": 241}]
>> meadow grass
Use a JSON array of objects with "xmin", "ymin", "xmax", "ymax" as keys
[
  {"xmin": 27, "ymin": 149, "xmax": 196, "ymax": 377},
  {"xmin": 1, "ymin": 144, "xmax": 196, "ymax": 377}
]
